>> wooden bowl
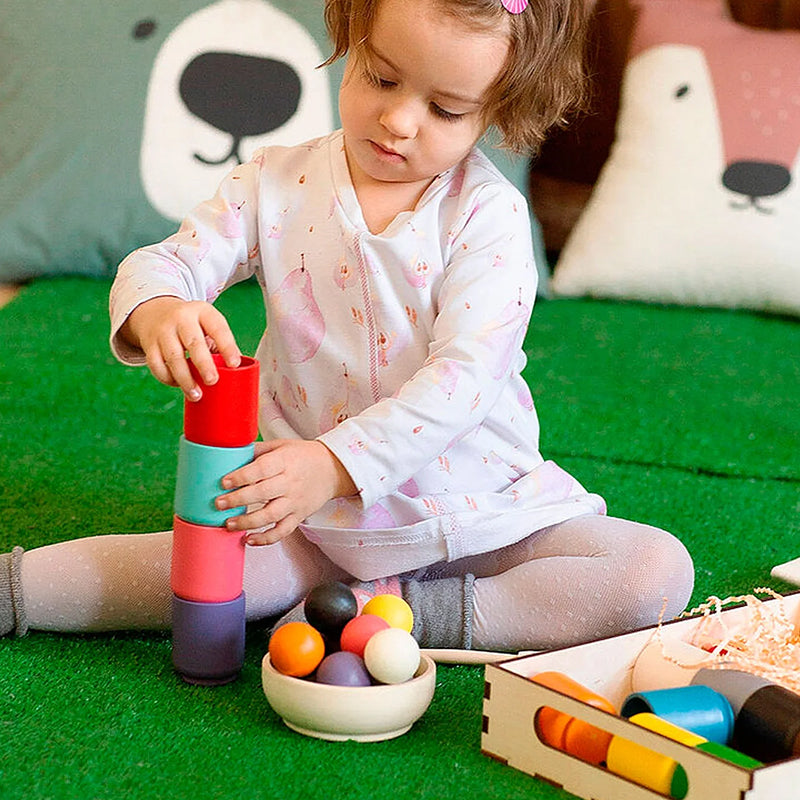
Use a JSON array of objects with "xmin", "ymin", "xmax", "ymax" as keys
[{"xmin": 261, "ymin": 652, "xmax": 436, "ymax": 742}]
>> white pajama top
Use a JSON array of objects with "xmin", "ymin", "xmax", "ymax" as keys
[{"xmin": 110, "ymin": 130, "xmax": 605, "ymax": 580}]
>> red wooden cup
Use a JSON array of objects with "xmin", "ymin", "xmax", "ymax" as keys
[{"xmin": 184, "ymin": 354, "xmax": 259, "ymax": 447}]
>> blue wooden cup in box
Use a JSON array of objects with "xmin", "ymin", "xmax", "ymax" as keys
[{"xmin": 621, "ymin": 685, "xmax": 735, "ymax": 745}]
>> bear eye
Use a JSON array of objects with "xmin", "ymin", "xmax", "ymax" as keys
[
  {"xmin": 132, "ymin": 19, "xmax": 157, "ymax": 39},
  {"xmin": 674, "ymin": 84, "xmax": 690, "ymax": 99}
]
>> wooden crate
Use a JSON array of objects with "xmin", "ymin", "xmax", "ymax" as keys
[{"xmin": 482, "ymin": 593, "xmax": 800, "ymax": 799}]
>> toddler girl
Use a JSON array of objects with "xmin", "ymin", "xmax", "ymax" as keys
[{"xmin": 1, "ymin": 0, "xmax": 693, "ymax": 650}]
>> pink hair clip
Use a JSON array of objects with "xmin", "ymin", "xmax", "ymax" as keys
[{"xmin": 501, "ymin": 0, "xmax": 528, "ymax": 12}]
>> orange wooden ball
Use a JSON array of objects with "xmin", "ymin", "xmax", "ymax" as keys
[{"xmin": 268, "ymin": 621, "xmax": 326, "ymax": 677}]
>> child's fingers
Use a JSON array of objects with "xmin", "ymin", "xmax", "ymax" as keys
[
  {"xmin": 225, "ymin": 501, "xmax": 297, "ymax": 544},
  {"xmin": 131, "ymin": 298, "xmax": 239, "ymax": 401},
  {"xmin": 221, "ymin": 450, "xmax": 281, "ymax": 493},
  {"xmin": 144, "ymin": 333, "xmax": 198, "ymax": 397},
  {"xmin": 253, "ymin": 440, "xmax": 279, "ymax": 456},
  {"xmin": 174, "ymin": 312, "xmax": 219, "ymax": 385},
  {"xmin": 218, "ymin": 473, "xmax": 285, "ymax": 514},
  {"xmin": 163, "ymin": 343, "xmax": 203, "ymax": 401},
  {"xmin": 224, "ymin": 504, "xmax": 274, "ymax": 533},
  {"xmin": 144, "ymin": 349, "xmax": 179, "ymax": 388},
  {"xmin": 198, "ymin": 305, "xmax": 241, "ymax": 369},
  {"xmin": 182, "ymin": 335, "xmax": 218, "ymax": 390},
  {"xmin": 244, "ymin": 519, "xmax": 296, "ymax": 547},
  {"xmin": 177, "ymin": 304, "xmax": 239, "ymax": 394}
]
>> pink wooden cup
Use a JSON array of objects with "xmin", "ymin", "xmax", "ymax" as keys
[{"xmin": 171, "ymin": 515, "xmax": 246, "ymax": 603}]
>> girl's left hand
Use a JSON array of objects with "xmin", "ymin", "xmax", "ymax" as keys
[{"xmin": 217, "ymin": 439, "xmax": 357, "ymax": 545}]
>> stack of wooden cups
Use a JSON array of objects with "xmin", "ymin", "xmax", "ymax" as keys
[{"xmin": 170, "ymin": 354, "xmax": 260, "ymax": 685}]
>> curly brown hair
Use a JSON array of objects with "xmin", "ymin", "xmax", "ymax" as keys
[{"xmin": 323, "ymin": 0, "xmax": 590, "ymax": 154}]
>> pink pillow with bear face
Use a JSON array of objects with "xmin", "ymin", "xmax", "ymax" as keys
[{"xmin": 551, "ymin": 0, "xmax": 800, "ymax": 316}]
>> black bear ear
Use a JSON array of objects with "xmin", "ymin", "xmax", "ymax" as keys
[{"xmin": 132, "ymin": 19, "xmax": 158, "ymax": 40}]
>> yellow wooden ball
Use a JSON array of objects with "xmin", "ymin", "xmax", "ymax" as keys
[{"xmin": 361, "ymin": 594, "xmax": 414, "ymax": 633}]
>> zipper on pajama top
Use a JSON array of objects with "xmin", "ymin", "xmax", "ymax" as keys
[{"xmin": 353, "ymin": 232, "xmax": 382, "ymax": 403}]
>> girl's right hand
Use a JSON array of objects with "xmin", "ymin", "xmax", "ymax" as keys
[{"xmin": 120, "ymin": 297, "xmax": 241, "ymax": 400}]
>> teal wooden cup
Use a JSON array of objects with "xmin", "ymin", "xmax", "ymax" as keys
[{"xmin": 173, "ymin": 435, "xmax": 255, "ymax": 526}]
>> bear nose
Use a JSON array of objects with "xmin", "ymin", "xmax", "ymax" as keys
[
  {"xmin": 722, "ymin": 160, "xmax": 792, "ymax": 199},
  {"xmin": 179, "ymin": 52, "xmax": 301, "ymax": 140}
]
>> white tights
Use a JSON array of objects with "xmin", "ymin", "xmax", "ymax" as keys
[{"xmin": 19, "ymin": 515, "xmax": 694, "ymax": 651}]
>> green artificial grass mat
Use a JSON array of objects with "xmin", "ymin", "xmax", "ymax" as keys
[{"xmin": 1, "ymin": 278, "xmax": 799, "ymax": 800}]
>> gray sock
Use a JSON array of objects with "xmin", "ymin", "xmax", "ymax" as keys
[
  {"xmin": 403, "ymin": 574, "xmax": 474, "ymax": 649},
  {"xmin": 270, "ymin": 573, "xmax": 475, "ymax": 650},
  {"xmin": 0, "ymin": 547, "xmax": 28, "ymax": 636}
]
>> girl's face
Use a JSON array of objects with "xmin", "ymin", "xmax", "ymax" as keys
[{"xmin": 339, "ymin": 0, "xmax": 509, "ymax": 198}]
